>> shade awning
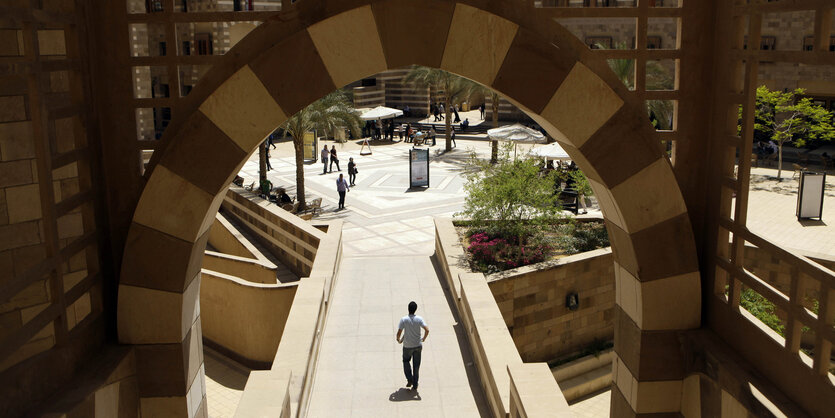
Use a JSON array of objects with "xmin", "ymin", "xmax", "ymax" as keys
[
  {"xmin": 530, "ymin": 142, "xmax": 571, "ymax": 161},
  {"xmin": 360, "ymin": 106, "xmax": 404, "ymax": 121},
  {"xmin": 487, "ymin": 123, "xmax": 546, "ymax": 143}
]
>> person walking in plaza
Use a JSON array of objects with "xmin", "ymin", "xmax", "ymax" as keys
[
  {"xmin": 347, "ymin": 157, "xmax": 357, "ymax": 186},
  {"xmin": 479, "ymin": 102, "xmax": 485, "ymax": 120},
  {"xmin": 330, "ymin": 146, "xmax": 340, "ymax": 172},
  {"xmin": 321, "ymin": 145, "xmax": 329, "ymax": 174},
  {"xmin": 265, "ymin": 146, "xmax": 273, "ymax": 171},
  {"xmin": 336, "ymin": 173, "xmax": 350, "ymax": 210},
  {"xmin": 396, "ymin": 301, "xmax": 429, "ymax": 391}
]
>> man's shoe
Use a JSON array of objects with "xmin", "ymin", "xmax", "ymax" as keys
[
  {"xmin": 406, "ymin": 381, "xmax": 412, "ymax": 388},
  {"xmin": 412, "ymin": 383, "xmax": 418, "ymax": 391}
]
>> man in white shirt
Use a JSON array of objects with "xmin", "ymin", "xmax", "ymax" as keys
[{"xmin": 396, "ymin": 301, "xmax": 429, "ymax": 390}]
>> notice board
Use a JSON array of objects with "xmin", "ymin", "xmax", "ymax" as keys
[
  {"xmin": 410, "ymin": 148, "xmax": 429, "ymax": 188},
  {"xmin": 797, "ymin": 171, "xmax": 826, "ymax": 220},
  {"xmin": 303, "ymin": 131, "xmax": 316, "ymax": 161}
]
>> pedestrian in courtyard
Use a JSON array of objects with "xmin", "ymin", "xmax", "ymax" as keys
[
  {"xmin": 479, "ymin": 103, "xmax": 485, "ymax": 120},
  {"xmin": 321, "ymin": 145, "xmax": 329, "ymax": 174},
  {"xmin": 336, "ymin": 173, "xmax": 350, "ymax": 210},
  {"xmin": 438, "ymin": 103, "xmax": 445, "ymax": 120},
  {"xmin": 265, "ymin": 146, "xmax": 273, "ymax": 171},
  {"xmin": 347, "ymin": 157, "xmax": 357, "ymax": 186},
  {"xmin": 397, "ymin": 301, "xmax": 429, "ymax": 391},
  {"xmin": 461, "ymin": 118, "xmax": 469, "ymax": 132},
  {"xmin": 330, "ymin": 146, "xmax": 340, "ymax": 172},
  {"xmin": 450, "ymin": 127, "xmax": 457, "ymax": 148},
  {"xmin": 267, "ymin": 132, "xmax": 277, "ymax": 149},
  {"xmin": 387, "ymin": 120, "xmax": 395, "ymax": 141}
]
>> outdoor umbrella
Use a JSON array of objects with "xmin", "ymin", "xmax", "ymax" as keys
[
  {"xmin": 530, "ymin": 142, "xmax": 571, "ymax": 161},
  {"xmin": 360, "ymin": 106, "xmax": 404, "ymax": 121},
  {"xmin": 487, "ymin": 123, "xmax": 547, "ymax": 158}
]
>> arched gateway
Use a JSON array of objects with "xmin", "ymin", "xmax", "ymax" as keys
[{"xmin": 117, "ymin": 1, "xmax": 701, "ymax": 416}]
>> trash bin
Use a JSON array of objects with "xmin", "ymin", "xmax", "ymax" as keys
[{"xmin": 797, "ymin": 171, "xmax": 826, "ymax": 220}]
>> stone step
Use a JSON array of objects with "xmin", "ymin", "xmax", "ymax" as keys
[
  {"xmin": 551, "ymin": 348, "xmax": 614, "ymax": 403},
  {"xmin": 556, "ymin": 363, "xmax": 613, "ymax": 403}
]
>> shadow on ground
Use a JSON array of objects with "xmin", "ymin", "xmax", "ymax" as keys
[{"xmin": 389, "ymin": 388, "xmax": 422, "ymax": 402}]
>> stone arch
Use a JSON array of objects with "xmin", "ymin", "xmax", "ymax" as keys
[{"xmin": 117, "ymin": 1, "xmax": 701, "ymax": 416}]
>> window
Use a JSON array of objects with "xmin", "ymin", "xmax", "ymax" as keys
[
  {"xmin": 760, "ymin": 36, "xmax": 776, "ymax": 51},
  {"xmin": 146, "ymin": 0, "xmax": 163, "ymax": 12},
  {"xmin": 195, "ymin": 33, "xmax": 212, "ymax": 56},
  {"xmin": 743, "ymin": 36, "xmax": 777, "ymax": 51},
  {"xmin": 585, "ymin": 36, "xmax": 613, "ymax": 49},
  {"xmin": 647, "ymin": 36, "xmax": 663, "ymax": 49},
  {"xmin": 233, "ymin": 0, "xmax": 253, "ymax": 11},
  {"xmin": 181, "ymin": 41, "xmax": 191, "ymax": 56},
  {"xmin": 158, "ymin": 41, "xmax": 166, "ymax": 56}
]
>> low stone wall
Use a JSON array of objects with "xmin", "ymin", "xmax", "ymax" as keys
[
  {"xmin": 434, "ymin": 218, "xmax": 572, "ymax": 418},
  {"xmin": 487, "ymin": 248, "xmax": 615, "ymax": 363},
  {"xmin": 200, "ymin": 270, "xmax": 297, "ymax": 367},
  {"xmin": 208, "ymin": 212, "xmax": 258, "ymax": 259},
  {"xmin": 202, "ymin": 251, "xmax": 278, "ymax": 285},
  {"xmin": 222, "ymin": 187, "xmax": 326, "ymax": 278},
  {"xmin": 234, "ymin": 220, "xmax": 343, "ymax": 417}
]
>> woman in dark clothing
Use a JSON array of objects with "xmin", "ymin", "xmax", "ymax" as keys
[{"xmin": 347, "ymin": 157, "xmax": 357, "ymax": 186}]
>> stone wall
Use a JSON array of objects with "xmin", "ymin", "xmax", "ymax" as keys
[
  {"xmin": 1, "ymin": 2, "xmax": 107, "ymax": 415},
  {"xmin": 434, "ymin": 218, "xmax": 574, "ymax": 418},
  {"xmin": 487, "ymin": 248, "xmax": 615, "ymax": 363},
  {"xmin": 222, "ymin": 186, "xmax": 324, "ymax": 278}
]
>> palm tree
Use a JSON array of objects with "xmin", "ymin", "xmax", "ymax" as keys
[
  {"xmin": 469, "ymin": 85, "xmax": 502, "ymax": 163},
  {"xmin": 281, "ymin": 90, "xmax": 362, "ymax": 209},
  {"xmin": 602, "ymin": 42, "xmax": 674, "ymax": 130},
  {"xmin": 403, "ymin": 66, "xmax": 476, "ymax": 152}
]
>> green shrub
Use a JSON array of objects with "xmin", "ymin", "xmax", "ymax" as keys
[
  {"xmin": 739, "ymin": 288, "xmax": 785, "ymax": 336},
  {"xmin": 555, "ymin": 221, "xmax": 609, "ymax": 255}
]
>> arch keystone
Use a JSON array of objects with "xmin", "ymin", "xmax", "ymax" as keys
[
  {"xmin": 541, "ymin": 62, "xmax": 623, "ymax": 148},
  {"xmin": 308, "ymin": 6, "xmax": 387, "ymax": 88},
  {"xmin": 441, "ymin": 3, "xmax": 518, "ymax": 86},
  {"xmin": 198, "ymin": 65, "xmax": 286, "ymax": 153}
]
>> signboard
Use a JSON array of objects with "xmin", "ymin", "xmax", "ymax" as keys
[
  {"xmin": 303, "ymin": 131, "xmax": 316, "ymax": 161},
  {"xmin": 797, "ymin": 171, "xmax": 825, "ymax": 220},
  {"xmin": 409, "ymin": 148, "xmax": 430, "ymax": 188}
]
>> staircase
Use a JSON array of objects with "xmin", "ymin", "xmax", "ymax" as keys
[{"xmin": 551, "ymin": 348, "xmax": 614, "ymax": 402}]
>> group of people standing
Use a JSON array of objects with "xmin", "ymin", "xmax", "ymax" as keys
[
  {"xmin": 321, "ymin": 144, "xmax": 358, "ymax": 210},
  {"xmin": 365, "ymin": 119, "xmax": 396, "ymax": 141},
  {"xmin": 430, "ymin": 102, "xmax": 463, "ymax": 123}
]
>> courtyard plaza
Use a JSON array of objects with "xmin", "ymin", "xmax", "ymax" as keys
[{"xmin": 202, "ymin": 136, "xmax": 834, "ymax": 417}]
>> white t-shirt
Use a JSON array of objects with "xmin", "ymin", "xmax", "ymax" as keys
[{"xmin": 398, "ymin": 314, "xmax": 427, "ymax": 348}]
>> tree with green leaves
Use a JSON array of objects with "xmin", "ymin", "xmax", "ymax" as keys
[
  {"xmin": 458, "ymin": 142, "xmax": 563, "ymax": 243},
  {"xmin": 750, "ymin": 86, "xmax": 835, "ymax": 180},
  {"xmin": 602, "ymin": 42, "xmax": 675, "ymax": 130},
  {"xmin": 403, "ymin": 66, "xmax": 477, "ymax": 152},
  {"xmin": 281, "ymin": 90, "xmax": 362, "ymax": 209}
]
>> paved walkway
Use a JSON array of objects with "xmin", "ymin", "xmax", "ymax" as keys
[
  {"xmin": 306, "ymin": 255, "xmax": 489, "ymax": 417},
  {"xmin": 745, "ymin": 167, "xmax": 835, "ymax": 257}
]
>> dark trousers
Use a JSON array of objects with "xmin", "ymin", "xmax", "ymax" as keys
[
  {"xmin": 330, "ymin": 158, "xmax": 340, "ymax": 172},
  {"xmin": 349, "ymin": 173, "xmax": 356, "ymax": 185},
  {"xmin": 402, "ymin": 346, "xmax": 422, "ymax": 386},
  {"xmin": 338, "ymin": 191, "xmax": 346, "ymax": 208},
  {"xmin": 322, "ymin": 158, "xmax": 328, "ymax": 173}
]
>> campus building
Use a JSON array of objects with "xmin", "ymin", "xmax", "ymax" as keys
[{"xmin": 1, "ymin": 0, "xmax": 834, "ymax": 417}]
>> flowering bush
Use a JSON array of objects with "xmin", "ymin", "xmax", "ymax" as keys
[{"xmin": 467, "ymin": 231, "xmax": 551, "ymax": 273}]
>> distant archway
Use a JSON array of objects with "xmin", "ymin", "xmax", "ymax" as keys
[{"xmin": 117, "ymin": 1, "xmax": 701, "ymax": 416}]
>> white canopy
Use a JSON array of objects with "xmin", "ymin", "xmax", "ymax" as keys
[
  {"xmin": 487, "ymin": 123, "xmax": 547, "ymax": 143},
  {"xmin": 360, "ymin": 106, "xmax": 404, "ymax": 121},
  {"xmin": 530, "ymin": 142, "xmax": 571, "ymax": 161}
]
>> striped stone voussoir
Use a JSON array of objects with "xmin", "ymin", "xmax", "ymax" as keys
[{"xmin": 117, "ymin": 1, "xmax": 701, "ymax": 416}]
